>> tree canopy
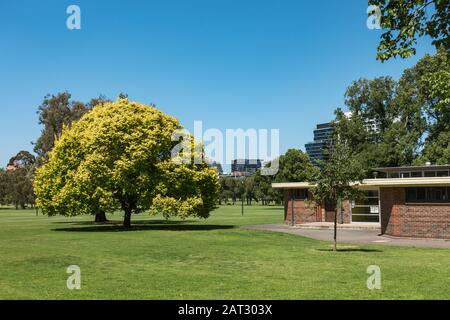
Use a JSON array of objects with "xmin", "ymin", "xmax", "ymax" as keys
[
  {"xmin": 34, "ymin": 99, "xmax": 219, "ymax": 227},
  {"xmin": 0, "ymin": 151, "xmax": 36, "ymax": 209},
  {"xmin": 33, "ymin": 92, "xmax": 110, "ymax": 165},
  {"xmin": 334, "ymin": 48, "xmax": 449, "ymax": 170},
  {"xmin": 413, "ymin": 47, "xmax": 450, "ymax": 164},
  {"xmin": 272, "ymin": 149, "xmax": 314, "ymax": 183},
  {"xmin": 369, "ymin": 0, "xmax": 449, "ymax": 61}
]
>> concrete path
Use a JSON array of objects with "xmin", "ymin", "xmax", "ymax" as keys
[{"xmin": 242, "ymin": 224, "xmax": 450, "ymax": 249}]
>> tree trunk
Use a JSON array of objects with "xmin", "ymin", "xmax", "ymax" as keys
[
  {"xmin": 95, "ymin": 211, "xmax": 108, "ymax": 223},
  {"xmin": 123, "ymin": 209, "xmax": 132, "ymax": 228},
  {"xmin": 333, "ymin": 208, "xmax": 338, "ymax": 252}
]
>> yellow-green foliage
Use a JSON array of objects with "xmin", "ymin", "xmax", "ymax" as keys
[{"xmin": 34, "ymin": 98, "xmax": 219, "ymax": 220}]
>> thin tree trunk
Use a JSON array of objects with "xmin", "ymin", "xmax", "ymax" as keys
[
  {"xmin": 333, "ymin": 198, "xmax": 343, "ymax": 252},
  {"xmin": 333, "ymin": 210, "xmax": 337, "ymax": 252}
]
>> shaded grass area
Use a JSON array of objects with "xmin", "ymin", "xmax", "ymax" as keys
[{"xmin": 0, "ymin": 205, "xmax": 449, "ymax": 299}]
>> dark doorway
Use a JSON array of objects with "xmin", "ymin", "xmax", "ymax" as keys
[{"xmin": 325, "ymin": 201, "xmax": 335, "ymax": 222}]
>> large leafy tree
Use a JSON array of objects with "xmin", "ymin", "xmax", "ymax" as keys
[
  {"xmin": 412, "ymin": 47, "xmax": 450, "ymax": 164},
  {"xmin": 335, "ymin": 76, "xmax": 422, "ymax": 169},
  {"xmin": 273, "ymin": 149, "xmax": 314, "ymax": 183},
  {"xmin": 34, "ymin": 92, "xmax": 110, "ymax": 166},
  {"xmin": 34, "ymin": 92, "xmax": 86, "ymax": 163},
  {"xmin": 335, "ymin": 48, "xmax": 449, "ymax": 171},
  {"xmin": 0, "ymin": 151, "xmax": 36, "ymax": 209},
  {"xmin": 253, "ymin": 149, "xmax": 313, "ymax": 205},
  {"xmin": 369, "ymin": 0, "xmax": 449, "ymax": 61},
  {"xmin": 5, "ymin": 168, "xmax": 36, "ymax": 209},
  {"xmin": 221, "ymin": 176, "xmax": 239, "ymax": 204},
  {"xmin": 34, "ymin": 99, "xmax": 219, "ymax": 227},
  {"xmin": 334, "ymin": 61, "xmax": 441, "ymax": 169},
  {"xmin": 0, "ymin": 168, "xmax": 6, "ymax": 205},
  {"xmin": 34, "ymin": 92, "xmax": 111, "ymax": 221},
  {"xmin": 344, "ymin": 76, "xmax": 397, "ymax": 132},
  {"xmin": 253, "ymin": 170, "xmax": 280, "ymax": 205}
]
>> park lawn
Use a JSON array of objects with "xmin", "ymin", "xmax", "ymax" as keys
[{"xmin": 0, "ymin": 205, "xmax": 449, "ymax": 300}]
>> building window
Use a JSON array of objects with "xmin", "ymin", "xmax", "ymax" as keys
[
  {"xmin": 292, "ymin": 189, "xmax": 308, "ymax": 200},
  {"xmin": 389, "ymin": 172, "xmax": 400, "ymax": 178},
  {"xmin": 401, "ymin": 172, "xmax": 410, "ymax": 178},
  {"xmin": 437, "ymin": 171, "xmax": 449, "ymax": 177},
  {"xmin": 406, "ymin": 187, "xmax": 450, "ymax": 203},
  {"xmin": 424, "ymin": 171, "xmax": 437, "ymax": 177}
]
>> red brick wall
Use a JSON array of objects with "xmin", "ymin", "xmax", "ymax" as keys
[
  {"xmin": 325, "ymin": 200, "xmax": 351, "ymax": 223},
  {"xmin": 380, "ymin": 187, "xmax": 450, "ymax": 239},
  {"xmin": 284, "ymin": 190, "xmax": 319, "ymax": 225},
  {"xmin": 342, "ymin": 200, "xmax": 351, "ymax": 224},
  {"xmin": 283, "ymin": 190, "xmax": 351, "ymax": 225}
]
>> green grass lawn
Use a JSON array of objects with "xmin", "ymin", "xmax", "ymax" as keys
[{"xmin": 0, "ymin": 205, "xmax": 449, "ymax": 299}]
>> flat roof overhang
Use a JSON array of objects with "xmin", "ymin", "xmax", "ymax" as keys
[
  {"xmin": 357, "ymin": 177, "xmax": 450, "ymax": 188},
  {"xmin": 373, "ymin": 165, "xmax": 450, "ymax": 172},
  {"xmin": 272, "ymin": 182, "xmax": 311, "ymax": 189},
  {"xmin": 272, "ymin": 177, "xmax": 450, "ymax": 190}
]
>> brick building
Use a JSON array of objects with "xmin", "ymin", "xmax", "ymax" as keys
[{"xmin": 272, "ymin": 165, "xmax": 450, "ymax": 239}]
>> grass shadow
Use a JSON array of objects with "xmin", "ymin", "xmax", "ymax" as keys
[
  {"xmin": 316, "ymin": 248, "xmax": 383, "ymax": 253},
  {"xmin": 52, "ymin": 223, "xmax": 235, "ymax": 232}
]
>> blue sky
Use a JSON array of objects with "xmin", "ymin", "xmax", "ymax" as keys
[{"xmin": 0, "ymin": 0, "xmax": 435, "ymax": 168}]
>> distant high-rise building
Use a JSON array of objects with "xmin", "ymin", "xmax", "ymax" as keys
[
  {"xmin": 305, "ymin": 122, "xmax": 334, "ymax": 163},
  {"xmin": 231, "ymin": 159, "xmax": 262, "ymax": 176},
  {"xmin": 305, "ymin": 113, "xmax": 382, "ymax": 163},
  {"xmin": 344, "ymin": 111, "xmax": 381, "ymax": 133}
]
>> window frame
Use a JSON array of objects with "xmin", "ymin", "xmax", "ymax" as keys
[{"xmin": 405, "ymin": 187, "xmax": 450, "ymax": 203}]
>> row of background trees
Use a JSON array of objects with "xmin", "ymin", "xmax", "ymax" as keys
[
  {"xmin": 218, "ymin": 149, "xmax": 313, "ymax": 206},
  {"xmin": 0, "ymin": 48, "xmax": 448, "ymax": 210},
  {"xmin": 1, "ymin": 0, "xmax": 449, "ymax": 214}
]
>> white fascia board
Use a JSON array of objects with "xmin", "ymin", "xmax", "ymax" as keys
[{"xmin": 272, "ymin": 177, "xmax": 450, "ymax": 189}]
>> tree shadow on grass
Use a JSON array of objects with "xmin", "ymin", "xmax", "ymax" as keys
[
  {"xmin": 52, "ymin": 222, "xmax": 235, "ymax": 232},
  {"xmin": 52, "ymin": 219, "xmax": 195, "ymax": 225},
  {"xmin": 316, "ymin": 248, "xmax": 383, "ymax": 253}
]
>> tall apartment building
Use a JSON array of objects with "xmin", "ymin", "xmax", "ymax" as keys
[
  {"xmin": 305, "ymin": 113, "xmax": 381, "ymax": 163},
  {"xmin": 305, "ymin": 123, "xmax": 334, "ymax": 163}
]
